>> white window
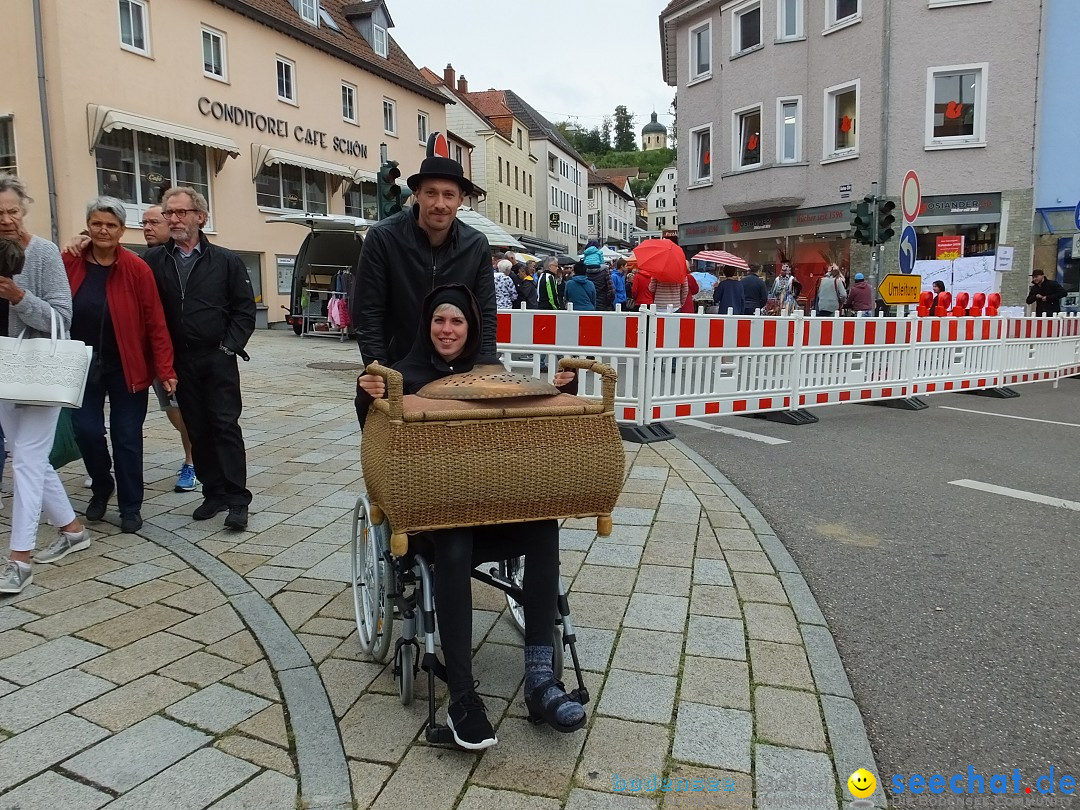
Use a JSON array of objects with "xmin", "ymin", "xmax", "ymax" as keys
[
  {"xmin": 118, "ymin": 0, "xmax": 149, "ymax": 55},
  {"xmin": 925, "ymin": 63, "xmax": 988, "ymax": 148},
  {"xmin": 298, "ymin": 0, "xmax": 318, "ymax": 25},
  {"xmin": 689, "ymin": 124, "xmax": 712, "ymax": 185},
  {"xmin": 94, "ymin": 130, "xmax": 209, "ymax": 223},
  {"xmin": 201, "ymin": 27, "xmax": 227, "ymax": 82},
  {"xmin": 689, "ymin": 22, "xmax": 712, "ymax": 82},
  {"xmin": 417, "ymin": 111, "xmax": 429, "ymax": 144},
  {"xmin": 733, "ymin": 105, "xmax": 762, "ymax": 170},
  {"xmin": 0, "ymin": 117, "xmax": 16, "ymax": 175},
  {"xmin": 827, "ymin": 0, "xmax": 861, "ymax": 29},
  {"xmin": 928, "ymin": 0, "xmax": 991, "ymax": 6},
  {"xmin": 276, "ymin": 57, "xmax": 296, "ymax": 104},
  {"xmin": 255, "ymin": 163, "xmax": 327, "ymax": 214},
  {"xmin": 373, "ymin": 24, "xmax": 388, "ymax": 58},
  {"xmin": 454, "ymin": 144, "xmax": 463, "ymax": 164},
  {"xmin": 383, "ymin": 98, "xmax": 397, "ymax": 135},
  {"xmin": 732, "ymin": 1, "xmax": 762, "ymax": 55},
  {"xmin": 341, "ymin": 82, "xmax": 357, "ymax": 123},
  {"xmin": 823, "ymin": 80, "xmax": 859, "ymax": 159},
  {"xmin": 777, "ymin": 0, "xmax": 804, "ymax": 39},
  {"xmin": 777, "ymin": 96, "xmax": 802, "ymax": 162}
]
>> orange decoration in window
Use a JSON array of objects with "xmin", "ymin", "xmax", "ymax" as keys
[
  {"xmin": 944, "ymin": 101, "xmax": 964, "ymax": 119},
  {"xmin": 747, "ymin": 133, "xmax": 759, "ymax": 151},
  {"xmin": 703, "ymin": 151, "xmax": 711, "ymax": 165},
  {"xmin": 840, "ymin": 115, "xmax": 854, "ymax": 133}
]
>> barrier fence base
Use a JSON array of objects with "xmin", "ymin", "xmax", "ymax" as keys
[
  {"xmin": 962, "ymin": 387, "xmax": 1021, "ymax": 399},
  {"xmin": 619, "ymin": 423, "xmax": 677, "ymax": 444},
  {"xmin": 867, "ymin": 397, "xmax": 929, "ymax": 411},
  {"xmin": 744, "ymin": 409, "xmax": 819, "ymax": 425}
]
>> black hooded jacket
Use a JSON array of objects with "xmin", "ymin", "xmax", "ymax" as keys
[
  {"xmin": 355, "ymin": 284, "xmax": 499, "ymax": 428},
  {"xmin": 351, "ymin": 205, "xmax": 497, "ymax": 368}
]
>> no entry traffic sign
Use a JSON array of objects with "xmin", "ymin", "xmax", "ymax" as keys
[{"xmin": 901, "ymin": 170, "xmax": 921, "ymax": 224}]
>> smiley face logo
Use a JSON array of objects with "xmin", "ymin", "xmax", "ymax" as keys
[{"xmin": 848, "ymin": 769, "xmax": 877, "ymax": 798}]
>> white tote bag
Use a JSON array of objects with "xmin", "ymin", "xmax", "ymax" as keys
[{"xmin": 0, "ymin": 309, "xmax": 93, "ymax": 408}]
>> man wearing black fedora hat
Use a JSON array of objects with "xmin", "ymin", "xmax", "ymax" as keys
[{"xmin": 351, "ymin": 154, "xmax": 496, "ymax": 372}]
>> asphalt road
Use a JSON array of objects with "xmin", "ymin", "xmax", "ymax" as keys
[{"xmin": 673, "ymin": 379, "xmax": 1080, "ymax": 806}]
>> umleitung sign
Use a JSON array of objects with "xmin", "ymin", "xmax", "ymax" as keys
[{"xmin": 878, "ymin": 273, "xmax": 922, "ymax": 305}]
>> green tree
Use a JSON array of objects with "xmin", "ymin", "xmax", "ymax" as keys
[
  {"xmin": 600, "ymin": 116, "xmax": 612, "ymax": 152},
  {"xmin": 613, "ymin": 105, "xmax": 637, "ymax": 152}
]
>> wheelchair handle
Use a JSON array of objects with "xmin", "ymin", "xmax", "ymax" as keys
[
  {"xmin": 557, "ymin": 358, "xmax": 617, "ymax": 413},
  {"xmin": 365, "ymin": 362, "xmax": 405, "ymax": 421}
]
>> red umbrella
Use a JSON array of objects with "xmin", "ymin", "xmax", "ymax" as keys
[
  {"xmin": 692, "ymin": 249, "xmax": 749, "ymax": 271},
  {"xmin": 631, "ymin": 239, "xmax": 688, "ymax": 284}
]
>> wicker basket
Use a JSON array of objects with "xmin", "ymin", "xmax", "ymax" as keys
[{"xmin": 361, "ymin": 359, "xmax": 625, "ymax": 555}]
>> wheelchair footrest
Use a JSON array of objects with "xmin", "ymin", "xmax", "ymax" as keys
[
  {"xmin": 421, "ymin": 651, "xmax": 448, "ymax": 683},
  {"xmin": 425, "ymin": 723, "xmax": 456, "ymax": 745},
  {"xmin": 570, "ymin": 687, "xmax": 590, "ymax": 706}
]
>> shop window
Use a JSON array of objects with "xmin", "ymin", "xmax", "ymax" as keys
[
  {"xmin": 255, "ymin": 163, "xmax": 327, "ymax": 214},
  {"xmin": 0, "ymin": 117, "xmax": 15, "ymax": 175},
  {"xmin": 380, "ymin": 98, "xmax": 396, "ymax": 136},
  {"xmin": 235, "ymin": 252, "xmax": 263, "ymax": 304},
  {"xmin": 823, "ymin": 81, "xmax": 859, "ymax": 159},
  {"xmin": 276, "ymin": 57, "xmax": 296, "ymax": 104},
  {"xmin": 777, "ymin": 97, "xmax": 801, "ymax": 163},
  {"xmin": 732, "ymin": 2, "xmax": 762, "ymax": 55},
  {"xmin": 373, "ymin": 24, "xmax": 388, "ymax": 58},
  {"xmin": 926, "ymin": 64, "xmax": 987, "ymax": 147},
  {"xmin": 345, "ymin": 180, "xmax": 378, "ymax": 220},
  {"xmin": 689, "ymin": 21, "xmax": 712, "ymax": 82},
  {"xmin": 417, "ymin": 111, "xmax": 429, "ymax": 144},
  {"xmin": 733, "ymin": 105, "xmax": 762, "ymax": 170},
  {"xmin": 827, "ymin": 0, "xmax": 860, "ymax": 28},
  {"xmin": 94, "ymin": 129, "xmax": 210, "ymax": 224},
  {"xmin": 777, "ymin": 0, "xmax": 804, "ymax": 39},
  {"xmin": 202, "ymin": 27, "xmax": 227, "ymax": 82},
  {"xmin": 298, "ymin": 0, "xmax": 317, "ymax": 25},
  {"xmin": 118, "ymin": 0, "xmax": 149, "ymax": 56},
  {"xmin": 341, "ymin": 82, "xmax": 357, "ymax": 124},
  {"xmin": 690, "ymin": 125, "xmax": 712, "ymax": 185}
]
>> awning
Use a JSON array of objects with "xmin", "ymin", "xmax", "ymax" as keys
[
  {"xmin": 250, "ymin": 144, "xmax": 356, "ymax": 184},
  {"xmin": 456, "ymin": 207, "xmax": 524, "ymax": 250},
  {"xmin": 87, "ymin": 104, "xmax": 240, "ymax": 171}
]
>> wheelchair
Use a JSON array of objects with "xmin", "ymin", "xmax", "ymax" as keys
[{"xmin": 350, "ymin": 493, "xmax": 590, "ymax": 745}]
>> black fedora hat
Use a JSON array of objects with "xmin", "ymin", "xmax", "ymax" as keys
[{"xmin": 407, "ymin": 156, "xmax": 477, "ymax": 196}]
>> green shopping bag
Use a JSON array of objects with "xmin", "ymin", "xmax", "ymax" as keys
[{"xmin": 49, "ymin": 408, "xmax": 82, "ymax": 470}]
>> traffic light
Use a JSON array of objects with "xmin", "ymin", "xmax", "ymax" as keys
[
  {"xmin": 850, "ymin": 199, "xmax": 873, "ymax": 246},
  {"xmin": 876, "ymin": 199, "xmax": 897, "ymax": 244},
  {"xmin": 377, "ymin": 160, "xmax": 402, "ymax": 219}
]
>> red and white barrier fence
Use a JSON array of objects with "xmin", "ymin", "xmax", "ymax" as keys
[{"xmin": 495, "ymin": 308, "xmax": 1080, "ymax": 426}]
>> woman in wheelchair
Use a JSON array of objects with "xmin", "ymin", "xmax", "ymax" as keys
[{"xmin": 356, "ymin": 284, "xmax": 586, "ymax": 750}]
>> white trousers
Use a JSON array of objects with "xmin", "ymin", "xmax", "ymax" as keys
[{"xmin": 0, "ymin": 402, "xmax": 77, "ymax": 553}]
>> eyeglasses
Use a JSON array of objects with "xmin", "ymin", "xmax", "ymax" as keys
[
  {"xmin": 162, "ymin": 208, "xmax": 197, "ymax": 219},
  {"xmin": 140, "ymin": 219, "xmax": 165, "ymax": 227}
]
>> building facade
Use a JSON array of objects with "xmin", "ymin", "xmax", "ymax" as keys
[
  {"xmin": 587, "ymin": 173, "xmax": 635, "ymax": 249},
  {"xmin": 1033, "ymin": 0, "xmax": 1079, "ymax": 302},
  {"xmin": 647, "ymin": 165, "xmax": 679, "ymax": 233},
  {"xmin": 7, "ymin": 0, "xmax": 446, "ymax": 324},
  {"xmin": 661, "ymin": 0, "xmax": 1043, "ymax": 303}
]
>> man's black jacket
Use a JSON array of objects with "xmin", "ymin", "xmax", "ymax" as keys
[
  {"xmin": 144, "ymin": 233, "xmax": 256, "ymax": 356},
  {"xmin": 1026, "ymin": 278, "xmax": 1067, "ymax": 315},
  {"xmin": 351, "ymin": 206, "xmax": 497, "ymax": 367}
]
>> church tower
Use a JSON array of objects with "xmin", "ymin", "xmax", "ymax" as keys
[{"xmin": 641, "ymin": 111, "xmax": 668, "ymax": 151}]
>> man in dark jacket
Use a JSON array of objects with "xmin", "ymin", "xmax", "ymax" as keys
[
  {"xmin": 740, "ymin": 265, "xmax": 768, "ymax": 315},
  {"xmin": 144, "ymin": 187, "xmax": 256, "ymax": 530},
  {"xmin": 1027, "ymin": 269, "xmax": 1067, "ymax": 315},
  {"xmin": 351, "ymin": 156, "xmax": 496, "ymax": 368}
]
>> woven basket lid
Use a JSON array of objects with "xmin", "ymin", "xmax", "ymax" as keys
[{"xmin": 417, "ymin": 365, "xmax": 561, "ymax": 400}]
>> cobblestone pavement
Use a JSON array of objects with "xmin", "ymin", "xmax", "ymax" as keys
[{"xmin": 0, "ymin": 330, "xmax": 884, "ymax": 810}]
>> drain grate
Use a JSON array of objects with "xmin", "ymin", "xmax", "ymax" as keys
[{"xmin": 308, "ymin": 361, "xmax": 364, "ymax": 371}]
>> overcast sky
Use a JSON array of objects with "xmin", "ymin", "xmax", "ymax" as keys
[{"xmin": 387, "ymin": 0, "xmax": 675, "ymax": 142}]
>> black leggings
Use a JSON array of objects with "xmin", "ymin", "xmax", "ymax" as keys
[{"xmin": 419, "ymin": 520, "xmax": 560, "ymax": 699}]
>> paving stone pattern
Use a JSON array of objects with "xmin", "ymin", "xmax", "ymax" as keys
[{"xmin": 0, "ymin": 331, "xmax": 883, "ymax": 809}]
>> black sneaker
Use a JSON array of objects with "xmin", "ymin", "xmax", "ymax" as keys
[
  {"xmin": 447, "ymin": 690, "xmax": 497, "ymax": 750},
  {"xmin": 224, "ymin": 506, "xmax": 248, "ymax": 531},
  {"xmin": 193, "ymin": 499, "xmax": 228, "ymax": 521},
  {"xmin": 85, "ymin": 492, "xmax": 111, "ymax": 522},
  {"xmin": 120, "ymin": 512, "xmax": 143, "ymax": 534}
]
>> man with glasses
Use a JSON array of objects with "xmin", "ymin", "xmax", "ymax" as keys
[{"xmin": 143, "ymin": 187, "xmax": 256, "ymax": 530}]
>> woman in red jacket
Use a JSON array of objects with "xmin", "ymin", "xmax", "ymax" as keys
[{"xmin": 63, "ymin": 197, "xmax": 177, "ymax": 533}]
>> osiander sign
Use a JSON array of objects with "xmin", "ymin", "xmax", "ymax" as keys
[{"xmin": 197, "ymin": 97, "xmax": 368, "ymax": 158}]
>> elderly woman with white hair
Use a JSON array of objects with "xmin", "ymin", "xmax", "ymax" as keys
[
  {"xmin": 0, "ymin": 174, "xmax": 88, "ymax": 594},
  {"xmin": 61, "ymin": 196, "xmax": 176, "ymax": 536}
]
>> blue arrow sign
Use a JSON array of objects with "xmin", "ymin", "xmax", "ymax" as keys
[
  {"xmin": 899, "ymin": 224, "xmax": 918, "ymax": 274},
  {"xmin": 1074, "ymin": 199, "xmax": 1080, "ymax": 231}
]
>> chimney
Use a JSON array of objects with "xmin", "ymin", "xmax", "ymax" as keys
[
  {"xmin": 457, "ymin": 75, "xmax": 468, "ymax": 94},
  {"xmin": 443, "ymin": 63, "xmax": 455, "ymax": 88}
]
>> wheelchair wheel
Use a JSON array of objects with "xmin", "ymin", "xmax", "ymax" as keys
[
  {"xmin": 396, "ymin": 642, "xmax": 416, "ymax": 706},
  {"xmin": 351, "ymin": 496, "xmax": 393, "ymax": 662},
  {"xmin": 502, "ymin": 556, "xmax": 526, "ymax": 635}
]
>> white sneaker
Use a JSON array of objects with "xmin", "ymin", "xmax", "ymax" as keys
[
  {"xmin": 0, "ymin": 560, "xmax": 32, "ymax": 594},
  {"xmin": 84, "ymin": 477, "xmax": 93, "ymax": 488},
  {"xmin": 35, "ymin": 528, "xmax": 91, "ymax": 564}
]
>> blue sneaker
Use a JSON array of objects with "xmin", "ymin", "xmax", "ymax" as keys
[{"xmin": 175, "ymin": 464, "xmax": 199, "ymax": 492}]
